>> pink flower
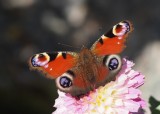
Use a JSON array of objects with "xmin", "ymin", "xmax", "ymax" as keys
[{"xmin": 53, "ymin": 59, "xmax": 146, "ymax": 114}]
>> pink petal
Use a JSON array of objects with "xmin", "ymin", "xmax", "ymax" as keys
[
  {"xmin": 124, "ymin": 88, "xmax": 141, "ymax": 99},
  {"xmin": 115, "ymin": 108, "xmax": 129, "ymax": 114},
  {"xmin": 124, "ymin": 100, "xmax": 140, "ymax": 112}
]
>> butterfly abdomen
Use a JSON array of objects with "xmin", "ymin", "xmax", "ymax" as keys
[{"xmin": 77, "ymin": 48, "xmax": 101, "ymax": 86}]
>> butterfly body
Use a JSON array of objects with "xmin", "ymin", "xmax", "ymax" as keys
[
  {"xmin": 30, "ymin": 21, "xmax": 133, "ymax": 96},
  {"xmin": 76, "ymin": 47, "xmax": 99, "ymax": 84}
]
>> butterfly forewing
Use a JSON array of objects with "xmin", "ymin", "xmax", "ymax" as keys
[
  {"xmin": 30, "ymin": 51, "xmax": 78, "ymax": 78},
  {"xmin": 91, "ymin": 20, "xmax": 133, "ymax": 55}
]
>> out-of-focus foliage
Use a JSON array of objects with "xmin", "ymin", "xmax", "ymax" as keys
[
  {"xmin": 149, "ymin": 96, "xmax": 160, "ymax": 114},
  {"xmin": 0, "ymin": 0, "xmax": 160, "ymax": 114}
]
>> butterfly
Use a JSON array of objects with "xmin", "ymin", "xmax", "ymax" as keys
[{"xmin": 29, "ymin": 20, "xmax": 133, "ymax": 96}]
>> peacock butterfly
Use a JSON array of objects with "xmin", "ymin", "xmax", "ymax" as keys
[{"xmin": 29, "ymin": 20, "xmax": 133, "ymax": 96}]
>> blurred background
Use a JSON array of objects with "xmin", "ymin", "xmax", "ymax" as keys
[{"xmin": 0, "ymin": 0, "xmax": 160, "ymax": 114}]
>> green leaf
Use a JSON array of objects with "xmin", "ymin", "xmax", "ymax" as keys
[
  {"xmin": 149, "ymin": 96, "xmax": 160, "ymax": 114},
  {"xmin": 156, "ymin": 105, "xmax": 160, "ymax": 110}
]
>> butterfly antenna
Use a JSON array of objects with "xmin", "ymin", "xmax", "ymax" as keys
[{"xmin": 58, "ymin": 43, "xmax": 80, "ymax": 49}]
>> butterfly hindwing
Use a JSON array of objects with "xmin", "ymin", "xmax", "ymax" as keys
[
  {"xmin": 30, "ymin": 52, "xmax": 78, "ymax": 78},
  {"xmin": 91, "ymin": 20, "xmax": 133, "ymax": 55}
]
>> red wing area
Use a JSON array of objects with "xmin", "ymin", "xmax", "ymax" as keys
[
  {"xmin": 73, "ymin": 74, "xmax": 86, "ymax": 88},
  {"xmin": 97, "ymin": 66, "xmax": 109, "ymax": 83},
  {"xmin": 92, "ymin": 36, "xmax": 127, "ymax": 55},
  {"xmin": 91, "ymin": 20, "xmax": 133, "ymax": 55},
  {"xmin": 30, "ymin": 52, "xmax": 78, "ymax": 78}
]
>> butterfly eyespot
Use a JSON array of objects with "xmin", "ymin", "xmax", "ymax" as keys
[
  {"xmin": 104, "ymin": 54, "xmax": 122, "ymax": 71},
  {"xmin": 60, "ymin": 76, "xmax": 72, "ymax": 88},
  {"xmin": 113, "ymin": 21, "xmax": 131, "ymax": 37},
  {"xmin": 55, "ymin": 72, "xmax": 74, "ymax": 92},
  {"xmin": 108, "ymin": 58, "xmax": 119, "ymax": 70},
  {"xmin": 31, "ymin": 53, "xmax": 50, "ymax": 67}
]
